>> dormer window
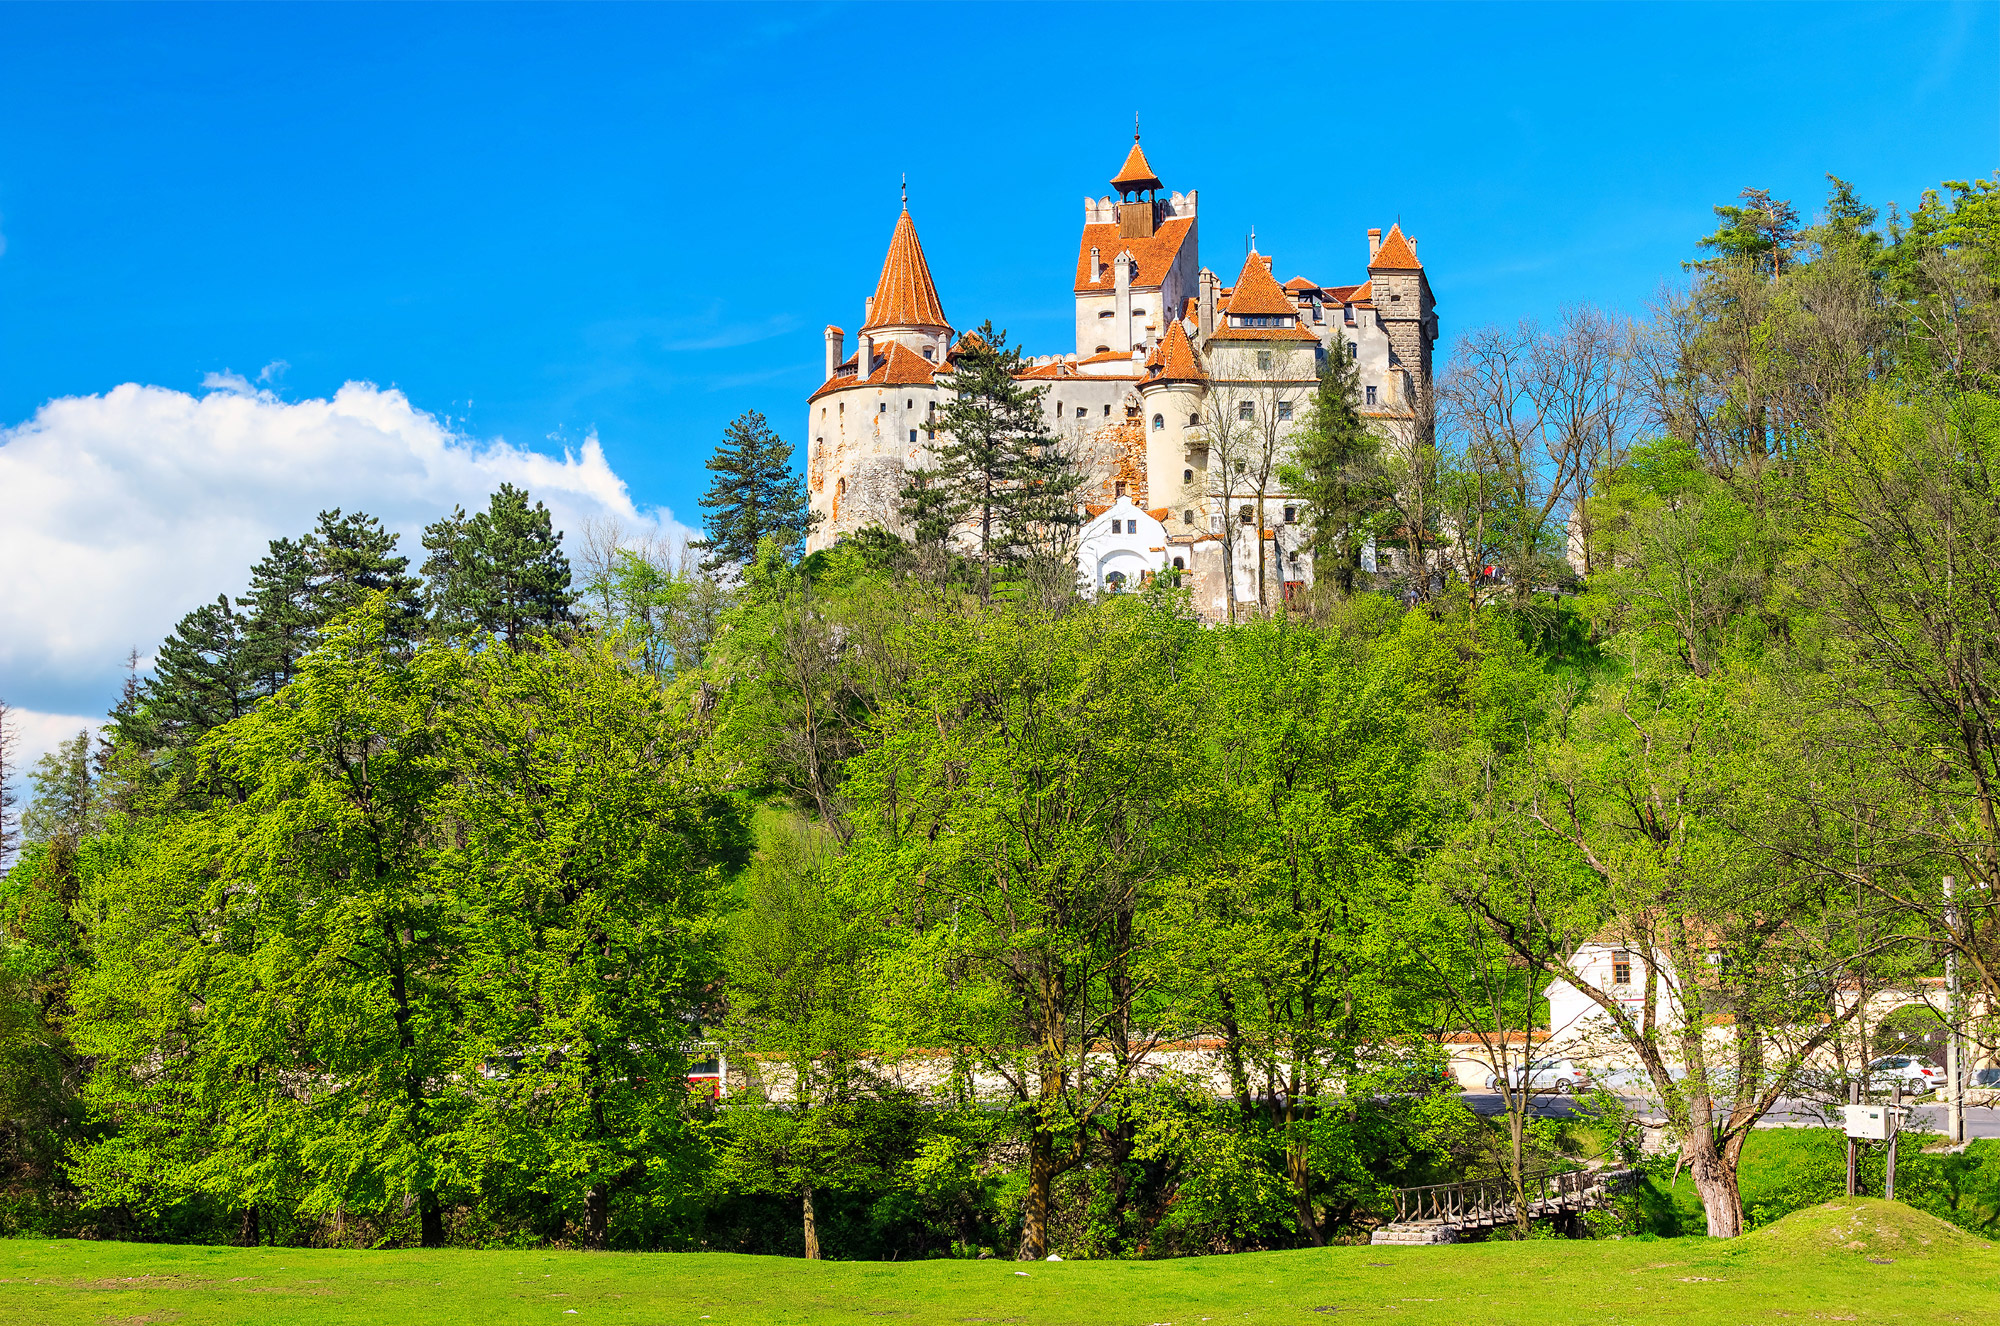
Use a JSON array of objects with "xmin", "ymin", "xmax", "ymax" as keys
[{"xmin": 922, "ymin": 347, "xmax": 933, "ymax": 360}]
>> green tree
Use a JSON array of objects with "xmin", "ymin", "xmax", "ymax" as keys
[
  {"xmin": 303, "ymin": 509, "xmax": 424, "ymax": 643},
  {"xmin": 239, "ymin": 536, "xmax": 318, "ymax": 696},
  {"xmin": 718, "ymin": 814, "xmax": 884, "ymax": 1257},
  {"xmin": 1282, "ymin": 349, "xmax": 1381, "ymax": 597},
  {"xmin": 696, "ymin": 411, "xmax": 815, "ymax": 569},
  {"xmin": 437, "ymin": 632, "xmax": 736, "ymax": 1248},
  {"xmin": 421, "ymin": 484, "xmax": 578, "ymax": 647}
]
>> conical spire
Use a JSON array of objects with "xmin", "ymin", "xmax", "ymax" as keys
[
  {"xmin": 863, "ymin": 204, "xmax": 949, "ymax": 331},
  {"xmin": 1368, "ymin": 223, "xmax": 1422, "ymax": 271},
  {"xmin": 1110, "ymin": 132, "xmax": 1163, "ymax": 194},
  {"xmin": 1223, "ymin": 250, "xmax": 1295, "ymax": 317}
]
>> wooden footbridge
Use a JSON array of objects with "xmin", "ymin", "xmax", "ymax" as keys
[{"xmin": 1371, "ymin": 1167, "xmax": 1637, "ymax": 1244}]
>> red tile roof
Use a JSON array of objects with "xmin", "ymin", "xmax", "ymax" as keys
[
  {"xmin": 809, "ymin": 339, "xmax": 942, "ymax": 400},
  {"xmin": 1148, "ymin": 319, "xmax": 1206, "ymax": 382},
  {"xmin": 1223, "ymin": 251, "xmax": 1297, "ymax": 316},
  {"xmin": 864, "ymin": 208, "xmax": 950, "ymax": 330},
  {"xmin": 1073, "ymin": 217, "xmax": 1196, "ymax": 293},
  {"xmin": 1110, "ymin": 138, "xmax": 1163, "ymax": 192},
  {"xmin": 1368, "ymin": 224, "xmax": 1422, "ymax": 271},
  {"xmin": 1282, "ymin": 276, "xmax": 1321, "ymax": 292},
  {"xmin": 1205, "ymin": 323, "xmax": 1322, "ymax": 342}
]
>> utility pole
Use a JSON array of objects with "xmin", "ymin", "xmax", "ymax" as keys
[
  {"xmin": 1845, "ymin": 1080, "xmax": 1858, "ymax": 1197},
  {"xmin": 1946, "ymin": 874, "xmax": 1965, "ymax": 1145},
  {"xmin": 1886, "ymin": 1081, "xmax": 1901, "ymax": 1203}
]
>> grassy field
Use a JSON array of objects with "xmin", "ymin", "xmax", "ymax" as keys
[{"xmin": 5, "ymin": 1199, "xmax": 1997, "ymax": 1326}]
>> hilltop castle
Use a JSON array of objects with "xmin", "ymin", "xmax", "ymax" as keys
[{"xmin": 804, "ymin": 135, "xmax": 1436, "ymax": 617}]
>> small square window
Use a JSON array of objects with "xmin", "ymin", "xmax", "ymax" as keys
[
  {"xmin": 1239, "ymin": 505, "xmax": 1254, "ymax": 525},
  {"xmin": 1277, "ymin": 401, "xmax": 1293, "ymax": 421},
  {"xmin": 1075, "ymin": 406, "xmax": 1087, "ymax": 418},
  {"xmin": 1237, "ymin": 401, "xmax": 1253, "ymax": 421},
  {"xmin": 1283, "ymin": 506, "xmax": 1297, "ymax": 523},
  {"xmin": 1257, "ymin": 351, "xmax": 1273, "ymax": 370}
]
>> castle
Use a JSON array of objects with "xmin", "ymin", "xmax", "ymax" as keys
[{"xmin": 804, "ymin": 135, "xmax": 1436, "ymax": 617}]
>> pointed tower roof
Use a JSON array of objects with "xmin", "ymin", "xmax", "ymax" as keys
[
  {"xmin": 1148, "ymin": 318, "xmax": 1206, "ymax": 383},
  {"xmin": 1110, "ymin": 136, "xmax": 1163, "ymax": 193},
  {"xmin": 1222, "ymin": 250, "xmax": 1297, "ymax": 316},
  {"xmin": 863, "ymin": 206, "xmax": 949, "ymax": 330},
  {"xmin": 1368, "ymin": 223, "xmax": 1423, "ymax": 271}
]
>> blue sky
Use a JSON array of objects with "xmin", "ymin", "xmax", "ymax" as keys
[{"xmin": 0, "ymin": 1, "xmax": 1995, "ymax": 747}]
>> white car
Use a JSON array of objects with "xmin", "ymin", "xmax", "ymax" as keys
[
  {"xmin": 1485, "ymin": 1059, "xmax": 1593, "ymax": 1094},
  {"xmin": 1866, "ymin": 1056, "xmax": 1943, "ymax": 1092}
]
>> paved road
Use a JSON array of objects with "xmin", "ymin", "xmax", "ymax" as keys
[{"xmin": 1457, "ymin": 1091, "xmax": 2000, "ymax": 1140}]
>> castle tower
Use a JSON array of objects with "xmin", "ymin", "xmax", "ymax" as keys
[
  {"xmin": 1365, "ymin": 223, "xmax": 1436, "ymax": 409},
  {"xmin": 805, "ymin": 200, "xmax": 955, "ymax": 553},
  {"xmin": 1074, "ymin": 135, "xmax": 1198, "ymax": 360}
]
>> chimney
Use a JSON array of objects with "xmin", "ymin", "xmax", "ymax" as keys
[
  {"xmin": 1113, "ymin": 251, "xmax": 1134, "ymax": 354},
  {"xmin": 1090, "ymin": 246, "xmax": 1102, "ymax": 284},
  {"xmin": 1368, "ymin": 228, "xmax": 1382, "ymax": 260},
  {"xmin": 1409, "ymin": 236, "xmax": 1419, "ymax": 259},
  {"xmin": 824, "ymin": 325, "xmax": 845, "ymax": 382},
  {"xmin": 858, "ymin": 332, "xmax": 874, "ymax": 383},
  {"xmin": 863, "ymin": 295, "xmax": 875, "ymax": 326},
  {"xmin": 1198, "ymin": 268, "xmax": 1219, "ymax": 340}
]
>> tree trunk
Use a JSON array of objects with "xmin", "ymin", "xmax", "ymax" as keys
[
  {"xmin": 1682, "ymin": 1126, "xmax": 1744, "ymax": 1238},
  {"xmin": 584, "ymin": 1182, "xmax": 610, "ymax": 1250},
  {"xmin": 239, "ymin": 1204, "xmax": 259, "ymax": 1247},
  {"xmin": 803, "ymin": 1183, "xmax": 821, "ymax": 1260},
  {"xmin": 1018, "ymin": 1122, "xmax": 1053, "ymax": 1259},
  {"xmin": 419, "ymin": 1191, "xmax": 444, "ymax": 1248},
  {"xmin": 1286, "ymin": 1136, "xmax": 1323, "ymax": 1247}
]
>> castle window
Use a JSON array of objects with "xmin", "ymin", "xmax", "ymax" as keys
[
  {"xmin": 1172, "ymin": 557, "xmax": 1185, "ymax": 570},
  {"xmin": 1237, "ymin": 401, "xmax": 1253, "ymax": 421},
  {"xmin": 1348, "ymin": 342, "xmax": 1358, "ymax": 360},
  {"xmin": 1366, "ymin": 386, "xmax": 1377, "ymax": 405},
  {"xmin": 1257, "ymin": 351, "xmax": 1272, "ymax": 370},
  {"xmin": 907, "ymin": 399, "xmax": 913, "ymax": 408},
  {"xmin": 1277, "ymin": 401, "xmax": 1293, "ymax": 421},
  {"xmin": 1103, "ymin": 404, "xmax": 1111, "ymax": 416},
  {"xmin": 1235, "ymin": 460, "xmax": 1246, "ymax": 475},
  {"xmin": 1183, "ymin": 510, "xmax": 1195, "ymax": 525},
  {"xmin": 909, "ymin": 430, "xmax": 918, "ymax": 444},
  {"xmin": 1099, "ymin": 310, "xmax": 1114, "ymax": 318},
  {"xmin": 1095, "ymin": 344, "xmax": 1110, "ymax": 354},
  {"xmin": 1075, "ymin": 406, "xmax": 1087, "ymax": 418},
  {"xmin": 1115, "ymin": 481, "xmax": 1126, "ymax": 497},
  {"xmin": 1188, "ymin": 413, "xmax": 1199, "ymax": 427},
  {"xmin": 1211, "ymin": 514, "xmax": 1222, "ymax": 532},
  {"xmin": 1239, "ymin": 505, "xmax": 1254, "ymax": 525},
  {"xmin": 1152, "ymin": 414, "xmax": 1164, "ymax": 431},
  {"xmin": 1390, "ymin": 293, "xmax": 1402, "ymax": 302},
  {"xmin": 1183, "ymin": 469, "xmax": 1193, "ymax": 482},
  {"xmin": 922, "ymin": 347, "xmax": 933, "ymax": 360},
  {"xmin": 1613, "ymin": 953, "xmax": 1633, "ymax": 986},
  {"xmin": 879, "ymin": 403, "xmax": 887, "ymax": 413},
  {"xmin": 1283, "ymin": 506, "xmax": 1297, "ymax": 523}
]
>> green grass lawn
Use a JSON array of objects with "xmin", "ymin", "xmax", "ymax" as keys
[{"xmin": 5, "ymin": 1200, "xmax": 1997, "ymax": 1326}]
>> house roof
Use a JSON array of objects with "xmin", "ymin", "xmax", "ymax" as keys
[
  {"xmin": 1205, "ymin": 322, "xmax": 1321, "ymax": 342},
  {"xmin": 1073, "ymin": 216, "xmax": 1196, "ymax": 293},
  {"xmin": 808, "ymin": 339, "xmax": 942, "ymax": 401},
  {"xmin": 1368, "ymin": 223, "xmax": 1422, "ymax": 272},
  {"xmin": 1222, "ymin": 251, "xmax": 1298, "ymax": 316},
  {"xmin": 863, "ymin": 208, "xmax": 950, "ymax": 330},
  {"xmin": 1282, "ymin": 276, "xmax": 1321, "ymax": 293},
  {"xmin": 1110, "ymin": 137, "xmax": 1163, "ymax": 192}
]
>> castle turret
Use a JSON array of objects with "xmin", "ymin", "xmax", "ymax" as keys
[
  {"xmin": 861, "ymin": 200, "xmax": 953, "ymax": 358},
  {"xmin": 1366, "ymin": 223, "xmax": 1436, "ymax": 406}
]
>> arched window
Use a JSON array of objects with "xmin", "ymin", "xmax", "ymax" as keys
[
  {"xmin": 1105, "ymin": 570, "xmax": 1128, "ymax": 593},
  {"xmin": 1172, "ymin": 557, "xmax": 1185, "ymax": 570},
  {"xmin": 1183, "ymin": 469, "xmax": 1193, "ymax": 482},
  {"xmin": 1152, "ymin": 413, "xmax": 1164, "ymax": 431},
  {"xmin": 1189, "ymin": 412, "xmax": 1200, "ymax": 427},
  {"xmin": 1095, "ymin": 344, "xmax": 1110, "ymax": 354}
]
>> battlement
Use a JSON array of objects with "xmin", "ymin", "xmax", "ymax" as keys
[{"xmin": 1083, "ymin": 189, "xmax": 1196, "ymax": 225}]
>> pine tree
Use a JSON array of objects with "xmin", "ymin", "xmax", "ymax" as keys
[
  {"xmin": 695, "ymin": 410, "xmax": 815, "ymax": 569},
  {"xmin": 921, "ymin": 322, "xmax": 1071, "ymax": 602},
  {"xmin": 1695, "ymin": 187, "xmax": 1803, "ymax": 277},
  {"xmin": 239, "ymin": 536, "xmax": 317, "ymax": 696},
  {"xmin": 303, "ymin": 509, "xmax": 423, "ymax": 642},
  {"xmin": 141, "ymin": 594, "xmax": 258, "ymax": 751},
  {"xmin": 1282, "ymin": 350, "xmax": 1384, "ymax": 597},
  {"xmin": 421, "ymin": 484, "xmax": 578, "ymax": 647}
]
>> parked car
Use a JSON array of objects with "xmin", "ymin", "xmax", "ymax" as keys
[
  {"xmin": 1485, "ymin": 1059, "xmax": 1593, "ymax": 1094},
  {"xmin": 1965, "ymin": 1067, "xmax": 2000, "ymax": 1106},
  {"xmin": 1865, "ymin": 1055, "xmax": 1943, "ymax": 1092}
]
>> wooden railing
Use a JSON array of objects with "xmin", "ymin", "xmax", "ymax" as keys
[{"xmin": 1390, "ymin": 1168, "xmax": 1599, "ymax": 1225}]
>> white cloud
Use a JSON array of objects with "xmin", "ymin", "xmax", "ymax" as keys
[{"xmin": 0, "ymin": 379, "xmax": 695, "ymax": 721}]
